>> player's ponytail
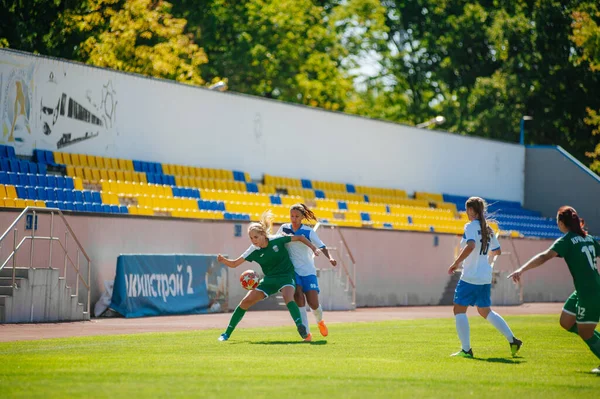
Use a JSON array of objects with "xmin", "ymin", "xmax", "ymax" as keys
[
  {"xmin": 248, "ymin": 210, "xmax": 274, "ymax": 236},
  {"xmin": 466, "ymin": 197, "xmax": 491, "ymax": 250},
  {"xmin": 557, "ymin": 206, "xmax": 587, "ymax": 237},
  {"xmin": 291, "ymin": 203, "xmax": 318, "ymax": 223}
]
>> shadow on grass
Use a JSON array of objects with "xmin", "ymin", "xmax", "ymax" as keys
[
  {"xmin": 249, "ymin": 340, "xmax": 328, "ymax": 346},
  {"xmin": 472, "ymin": 357, "xmax": 525, "ymax": 364}
]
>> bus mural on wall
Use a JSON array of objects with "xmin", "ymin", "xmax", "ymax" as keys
[
  {"xmin": 41, "ymin": 91, "xmax": 102, "ymax": 148},
  {"xmin": 37, "ymin": 70, "xmax": 116, "ymax": 150}
]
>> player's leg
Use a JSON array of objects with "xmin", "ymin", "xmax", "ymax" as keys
[
  {"xmin": 560, "ymin": 291, "xmax": 579, "ymax": 334},
  {"xmin": 301, "ymin": 274, "xmax": 327, "ymax": 337},
  {"xmin": 294, "ymin": 274, "xmax": 311, "ymax": 337},
  {"xmin": 452, "ymin": 280, "xmax": 473, "ymax": 357},
  {"xmin": 281, "ymin": 284, "xmax": 309, "ymax": 339},
  {"xmin": 219, "ymin": 290, "xmax": 266, "ymax": 341},
  {"xmin": 574, "ymin": 299, "xmax": 600, "ymax": 373},
  {"xmin": 476, "ymin": 284, "xmax": 521, "ymax": 356}
]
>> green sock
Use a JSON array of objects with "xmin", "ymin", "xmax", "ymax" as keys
[
  {"xmin": 569, "ymin": 324, "xmax": 600, "ymax": 340},
  {"xmin": 225, "ymin": 306, "xmax": 247, "ymax": 337},
  {"xmin": 286, "ymin": 301, "xmax": 303, "ymax": 327},
  {"xmin": 584, "ymin": 334, "xmax": 600, "ymax": 360}
]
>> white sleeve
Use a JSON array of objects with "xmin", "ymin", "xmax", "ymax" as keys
[
  {"xmin": 464, "ymin": 223, "xmax": 478, "ymax": 243},
  {"xmin": 241, "ymin": 245, "xmax": 257, "ymax": 259},
  {"xmin": 275, "ymin": 225, "xmax": 283, "ymax": 236},
  {"xmin": 309, "ymin": 229, "xmax": 326, "ymax": 248}
]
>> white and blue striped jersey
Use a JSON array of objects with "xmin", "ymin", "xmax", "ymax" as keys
[
  {"xmin": 459, "ymin": 220, "xmax": 501, "ymax": 285},
  {"xmin": 275, "ymin": 223, "xmax": 326, "ymax": 276}
]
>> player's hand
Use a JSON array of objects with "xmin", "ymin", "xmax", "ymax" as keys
[
  {"xmin": 448, "ymin": 262, "xmax": 459, "ymax": 275},
  {"xmin": 217, "ymin": 254, "xmax": 225, "ymax": 263},
  {"xmin": 313, "ymin": 248, "xmax": 322, "ymax": 257},
  {"xmin": 507, "ymin": 269, "xmax": 522, "ymax": 283},
  {"xmin": 330, "ymin": 258, "xmax": 337, "ymax": 267}
]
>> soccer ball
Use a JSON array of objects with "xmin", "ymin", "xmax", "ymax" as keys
[{"xmin": 240, "ymin": 270, "xmax": 259, "ymax": 290}]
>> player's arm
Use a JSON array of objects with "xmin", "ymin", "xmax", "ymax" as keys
[
  {"xmin": 320, "ymin": 247, "xmax": 337, "ymax": 266},
  {"xmin": 217, "ymin": 254, "xmax": 246, "ymax": 268},
  {"xmin": 290, "ymin": 235, "xmax": 320, "ymax": 256},
  {"xmin": 448, "ymin": 241, "xmax": 475, "ymax": 274},
  {"xmin": 507, "ymin": 249, "xmax": 558, "ymax": 282},
  {"xmin": 310, "ymin": 230, "xmax": 336, "ymax": 265}
]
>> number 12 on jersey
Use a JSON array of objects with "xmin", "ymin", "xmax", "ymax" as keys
[{"xmin": 582, "ymin": 245, "xmax": 598, "ymax": 271}]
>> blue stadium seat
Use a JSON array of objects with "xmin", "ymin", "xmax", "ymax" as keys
[
  {"xmin": 27, "ymin": 174, "xmax": 37, "ymax": 187},
  {"xmin": 102, "ymin": 204, "xmax": 111, "ymax": 213},
  {"xmin": 338, "ymin": 201, "xmax": 348, "ymax": 210},
  {"xmin": 83, "ymin": 190, "xmax": 93, "ymax": 203},
  {"xmin": 25, "ymin": 187, "xmax": 36, "ymax": 199},
  {"xmin": 7, "ymin": 172, "xmax": 17, "ymax": 186},
  {"xmin": 84, "ymin": 203, "xmax": 94, "ymax": 212},
  {"xmin": 360, "ymin": 212, "xmax": 371, "ymax": 222},
  {"xmin": 8, "ymin": 159, "xmax": 19, "ymax": 173},
  {"xmin": 246, "ymin": 182, "xmax": 258, "ymax": 193},
  {"xmin": 0, "ymin": 145, "xmax": 7, "ymax": 158},
  {"xmin": 0, "ymin": 158, "xmax": 8, "ymax": 171},
  {"xmin": 92, "ymin": 204, "xmax": 103, "ymax": 213},
  {"xmin": 55, "ymin": 176, "xmax": 65, "ymax": 189},
  {"xmin": 110, "ymin": 205, "xmax": 120, "ymax": 213},
  {"xmin": 6, "ymin": 146, "xmax": 16, "ymax": 158},
  {"xmin": 17, "ymin": 174, "xmax": 28, "ymax": 186},
  {"xmin": 37, "ymin": 163, "xmax": 47, "ymax": 175},
  {"xmin": 54, "ymin": 189, "xmax": 65, "ymax": 202},
  {"xmin": 33, "ymin": 149, "xmax": 46, "ymax": 164},
  {"xmin": 36, "ymin": 187, "xmax": 48, "ymax": 200},
  {"xmin": 74, "ymin": 190, "xmax": 84, "ymax": 203},
  {"xmin": 346, "ymin": 184, "xmax": 356, "ymax": 193},
  {"xmin": 301, "ymin": 179, "xmax": 313, "ymax": 189},
  {"xmin": 270, "ymin": 195, "xmax": 282, "ymax": 205},
  {"xmin": 74, "ymin": 202, "xmax": 85, "ymax": 212},
  {"xmin": 91, "ymin": 191, "xmax": 102, "ymax": 204},
  {"xmin": 45, "ymin": 201, "xmax": 56, "ymax": 208},
  {"xmin": 65, "ymin": 177, "xmax": 74, "ymax": 190},
  {"xmin": 119, "ymin": 206, "xmax": 128, "ymax": 214},
  {"xmin": 18, "ymin": 160, "xmax": 28, "ymax": 174},
  {"xmin": 64, "ymin": 189, "xmax": 74, "ymax": 203},
  {"xmin": 36, "ymin": 174, "xmax": 47, "ymax": 187},
  {"xmin": 28, "ymin": 162, "xmax": 37, "ymax": 174},
  {"xmin": 315, "ymin": 190, "xmax": 325, "ymax": 199},
  {"xmin": 44, "ymin": 188, "xmax": 56, "ymax": 201},
  {"xmin": 133, "ymin": 160, "xmax": 142, "ymax": 172},
  {"xmin": 64, "ymin": 202, "xmax": 74, "ymax": 211},
  {"xmin": 0, "ymin": 171, "xmax": 7, "ymax": 184}
]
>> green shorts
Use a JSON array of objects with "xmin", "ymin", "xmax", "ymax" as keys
[
  {"xmin": 563, "ymin": 291, "xmax": 600, "ymax": 324},
  {"xmin": 255, "ymin": 274, "xmax": 296, "ymax": 297}
]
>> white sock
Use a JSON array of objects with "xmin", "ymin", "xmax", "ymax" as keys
[
  {"xmin": 299, "ymin": 306, "xmax": 310, "ymax": 334},
  {"xmin": 313, "ymin": 305, "xmax": 323, "ymax": 323},
  {"xmin": 455, "ymin": 313, "xmax": 471, "ymax": 351},
  {"xmin": 486, "ymin": 311, "xmax": 514, "ymax": 342}
]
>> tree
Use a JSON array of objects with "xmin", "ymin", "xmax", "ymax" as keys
[
  {"xmin": 570, "ymin": 4, "xmax": 600, "ymax": 173},
  {"xmin": 170, "ymin": 0, "xmax": 387, "ymax": 110},
  {"xmin": 59, "ymin": 0, "xmax": 209, "ymax": 85}
]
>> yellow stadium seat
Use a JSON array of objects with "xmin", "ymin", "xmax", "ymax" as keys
[
  {"xmin": 15, "ymin": 199, "xmax": 26, "ymax": 208},
  {"xmin": 4, "ymin": 198, "xmax": 15, "ymax": 207},
  {"xmin": 25, "ymin": 199, "xmax": 36, "ymax": 207},
  {"xmin": 91, "ymin": 168, "xmax": 101, "ymax": 182},
  {"xmin": 117, "ymin": 159, "xmax": 127, "ymax": 170},
  {"xmin": 96, "ymin": 156, "xmax": 106, "ymax": 169},
  {"xmin": 35, "ymin": 200, "xmax": 46, "ymax": 207},
  {"xmin": 83, "ymin": 167, "xmax": 94, "ymax": 182},
  {"xmin": 53, "ymin": 152, "xmax": 63, "ymax": 164},
  {"xmin": 73, "ymin": 177, "xmax": 84, "ymax": 191},
  {"xmin": 5, "ymin": 185, "xmax": 16, "ymax": 199},
  {"xmin": 0, "ymin": 185, "xmax": 6, "ymax": 198},
  {"xmin": 99, "ymin": 169, "xmax": 109, "ymax": 181},
  {"xmin": 70, "ymin": 153, "xmax": 81, "ymax": 166},
  {"xmin": 87, "ymin": 155, "xmax": 97, "ymax": 168}
]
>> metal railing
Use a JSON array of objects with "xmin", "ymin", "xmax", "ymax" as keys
[
  {"xmin": 314, "ymin": 222, "xmax": 356, "ymax": 306},
  {"xmin": 0, "ymin": 207, "xmax": 92, "ymax": 315}
]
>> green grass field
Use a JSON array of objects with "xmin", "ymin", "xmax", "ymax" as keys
[{"xmin": 0, "ymin": 315, "xmax": 598, "ymax": 398}]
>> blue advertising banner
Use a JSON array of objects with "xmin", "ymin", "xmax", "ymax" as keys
[{"xmin": 110, "ymin": 254, "xmax": 228, "ymax": 318}]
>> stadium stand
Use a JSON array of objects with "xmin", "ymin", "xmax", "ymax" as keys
[{"xmin": 0, "ymin": 145, "xmax": 562, "ymax": 238}]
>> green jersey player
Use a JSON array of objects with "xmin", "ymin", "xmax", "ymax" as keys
[{"xmin": 509, "ymin": 206, "xmax": 600, "ymax": 375}]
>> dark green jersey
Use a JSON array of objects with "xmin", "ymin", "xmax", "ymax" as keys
[
  {"xmin": 550, "ymin": 232, "xmax": 600, "ymax": 301},
  {"xmin": 241, "ymin": 235, "xmax": 294, "ymax": 277}
]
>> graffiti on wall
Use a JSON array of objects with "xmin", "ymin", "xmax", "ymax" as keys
[{"xmin": 1, "ymin": 57, "xmax": 117, "ymax": 152}]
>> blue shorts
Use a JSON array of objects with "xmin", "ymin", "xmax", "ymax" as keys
[
  {"xmin": 454, "ymin": 280, "xmax": 491, "ymax": 308},
  {"xmin": 294, "ymin": 273, "xmax": 320, "ymax": 293}
]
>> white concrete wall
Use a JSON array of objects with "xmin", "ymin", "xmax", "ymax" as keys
[
  {"xmin": 0, "ymin": 211, "xmax": 573, "ymax": 313},
  {"xmin": 0, "ymin": 49, "xmax": 525, "ymax": 202}
]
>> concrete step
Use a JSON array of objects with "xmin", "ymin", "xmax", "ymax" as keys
[
  {"xmin": 0, "ymin": 277, "xmax": 25, "ymax": 288},
  {"xmin": 0, "ymin": 286, "xmax": 13, "ymax": 296},
  {"xmin": 0, "ymin": 267, "xmax": 29, "ymax": 279},
  {"xmin": 0, "ymin": 295, "xmax": 8, "ymax": 306}
]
